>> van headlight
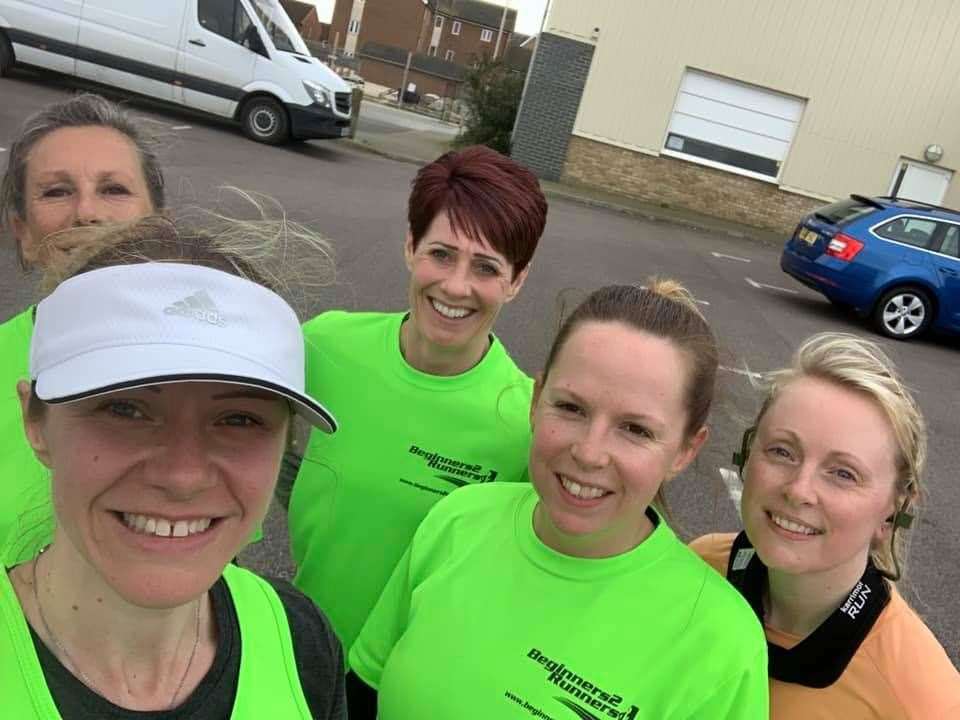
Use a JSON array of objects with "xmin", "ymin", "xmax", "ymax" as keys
[{"xmin": 303, "ymin": 81, "xmax": 332, "ymax": 109}]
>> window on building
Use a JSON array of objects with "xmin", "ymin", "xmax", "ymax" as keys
[
  {"xmin": 481, "ymin": 28, "xmax": 493, "ymax": 42},
  {"xmin": 348, "ymin": 19, "xmax": 360, "ymax": 33},
  {"xmin": 445, "ymin": 49, "xmax": 455, "ymax": 61},
  {"xmin": 428, "ymin": 45, "xmax": 438, "ymax": 56},
  {"xmin": 198, "ymin": 0, "xmax": 252, "ymax": 44},
  {"xmin": 452, "ymin": 20, "xmax": 462, "ymax": 35},
  {"xmin": 664, "ymin": 69, "xmax": 805, "ymax": 180},
  {"xmin": 435, "ymin": 15, "xmax": 444, "ymax": 29},
  {"xmin": 873, "ymin": 217, "xmax": 938, "ymax": 249}
]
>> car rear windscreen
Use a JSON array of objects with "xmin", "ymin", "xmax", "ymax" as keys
[{"xmin": 814, "ymin": 198, "xmax": 876, "ymax": 225}]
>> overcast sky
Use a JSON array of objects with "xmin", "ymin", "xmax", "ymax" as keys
[{"xmin": 306, "ymin": 0, "xmax": 550, "ymax": 36}]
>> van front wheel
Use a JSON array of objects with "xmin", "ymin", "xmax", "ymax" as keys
[
  {"xmin": 241, "ymin": 97, "xmax": 289, "ymax": 144},
  {"xmin": 0, "ymin": 33, "xmax": 14, "ymax": 76}
]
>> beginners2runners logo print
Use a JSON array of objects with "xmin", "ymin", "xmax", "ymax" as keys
[
  {"xmin": 523, "ymin": 649, "xmax": 640, "ymax": 720},
  {"xmin": 408, "ymin": 445, "xmax": 499, "ymax": 487}
]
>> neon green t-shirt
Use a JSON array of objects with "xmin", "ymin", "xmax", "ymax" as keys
[
  {"xmin": 351, "ymin": 484, "xmax": 769, "ymax": 720},
  {"xmin": 0, "ymin": 562, "xmax": 314, "ymax": 718},
  {"xmin": 0, "ymin": 309, "xmax": 53, "ymax": 565},
  {"xmin": 289, "ymin": 311, "xmax": 532, "ymax": 652}
]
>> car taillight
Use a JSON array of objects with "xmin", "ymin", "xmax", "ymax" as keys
[{"xmin": 826, "ymin": 233, "xmax": 864, "ymax": 261}]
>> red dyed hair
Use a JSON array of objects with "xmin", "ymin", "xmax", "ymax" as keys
[{"xmin": 408, "ymin": 146, "xmax": 547, "ymax": 277}]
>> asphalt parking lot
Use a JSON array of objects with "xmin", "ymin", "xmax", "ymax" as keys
[{"xmin": 2, "ymin": 72, "xmax": 957, "ymax": 664}]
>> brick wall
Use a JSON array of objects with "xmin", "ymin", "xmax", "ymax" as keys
[
  {"xmin": 358, "ymin": 58, "xmax": 459, "ymax": 98},
  {"xmin": 299, "ymin": 13, "xmax": 330, "ymax": 42},
  {"xmin": 364, "ymin": 0, "xmax": 429, "ymax": 50},
  {"xmin": 511, "ymin": 33, "xmax": 594, "ymax": 180},
  {"xmin": 329, "ymin": 0, "xmax": 352, "ymax": 49},
  {"xmin": 330, "ymin": 0, "xmax": 429, "ymax": 52},
  {"xmin": 562, "ymin": 136, "xmax": 824, "ymax": 234}
]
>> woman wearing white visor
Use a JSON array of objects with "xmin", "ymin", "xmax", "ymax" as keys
[{"xmin": 0, "ymin": 218, "xmax": 346, "ymax": 719}]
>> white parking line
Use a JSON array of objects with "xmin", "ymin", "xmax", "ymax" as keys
[
  {"xmin": 718, "ymin": 468, "xmax": 743, "ymax": 515},
  {"xmin": 171, "ymin": 125, "xmax": 192, "ymax": 130},
  {"xmin": 719, "ymin": 365, "xmax": 762, "ymax": 380},
  {"xmin": 0, "ymin": 147, "xmax": 6, "ymax": 153},
  {"xmin": 711, "ymin": 251, "xmax": 751, "ymax": 263},
  {"xmin": 745, "ymin": 277, "xmax": 799, "ymax": 294}
]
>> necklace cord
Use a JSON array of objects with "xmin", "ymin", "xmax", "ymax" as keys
[{"xmin": 31, "ymin": 548, "xmax": 202, "ymax": 710}]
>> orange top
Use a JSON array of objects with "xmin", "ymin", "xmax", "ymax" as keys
[{"xmin": 690, "ymin": 533, "xmax": 960, "ymax": 720}]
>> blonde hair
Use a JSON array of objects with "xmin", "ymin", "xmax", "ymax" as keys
[
  {"xmin": 37, "ymin": 190, "xmax": 335, "ymax": 316},
  {"xmin": 645, "ymin": 277, "xmax": 707, "ymax": 321},
  {"xmin": 753, "ymin": 332, "xmax": 926, "ymax": 581}
]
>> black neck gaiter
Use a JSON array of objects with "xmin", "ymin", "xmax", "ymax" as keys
[{"xmin": 725, "ymin": 531, "xmax": 890, "ymax": 688}]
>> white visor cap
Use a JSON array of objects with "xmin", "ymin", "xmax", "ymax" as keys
[{"xmin": 30, "ymin": 262, "xmax": 336, "ymax": 433}]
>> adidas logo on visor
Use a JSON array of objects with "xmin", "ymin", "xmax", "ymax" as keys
[{"xmin": 164, "ymin": 290, "xmax": 227, "ymax": 327}]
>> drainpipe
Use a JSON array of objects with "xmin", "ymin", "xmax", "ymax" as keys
[{"xmin": 493, "ymin": 3, "xmax": 508, "ymax": 60}]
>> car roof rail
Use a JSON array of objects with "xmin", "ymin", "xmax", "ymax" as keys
[{"xmin": 874, "ymin": 195, "xmax": 960, "ymax": 214}]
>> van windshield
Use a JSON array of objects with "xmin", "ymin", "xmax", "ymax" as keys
[{"xmin": 249, "ymin": 0, "xmax": 309, "ymax": 55}]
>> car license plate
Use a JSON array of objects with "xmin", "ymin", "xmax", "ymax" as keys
[
  {"xmin": 340, "ymin": 127, "xmax": 351, "ymax": 137},
  {"xmin": 799, "ymin": 228, "xmax": 819, "ymax": 245}
]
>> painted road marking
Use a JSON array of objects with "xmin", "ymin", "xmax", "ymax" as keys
[
  {"xmin": 719, "ymin": 467, "xmax": 743, "ymax": 514},
  {"xmin": 719, "ymin": 365, "xmax": 762, "ymax": 380},
  {"xmin": 745, "ymin": 277, "xmax": 799, "ymax": 294},
  {"xmin": 0, "ymin": 147, "xmax": 6, "ymax": 153},
  {"xmin": 711, "ymin": 251, "xmax": 751, "ymax": 263},
  {"xmin": 171, "ymin": 125, "xmax": 192, "ymax": 130}
]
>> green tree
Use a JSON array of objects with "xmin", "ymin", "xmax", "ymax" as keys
[{"xmin": 455, "ymin": 58, "xmax": 524, "ymax": 155}]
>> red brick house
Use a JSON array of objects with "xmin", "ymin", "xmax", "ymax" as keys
[
  {"xmin": 328, "ymin": 0, "xmax": 522, "ymax": 98},
  {"xmin": 280, "ymin": 0, "xmax": 330, "ymax": 43}
]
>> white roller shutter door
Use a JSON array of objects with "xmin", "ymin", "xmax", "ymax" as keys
[{"xmin": 665, "ymin": 69, "xmax": 805, "ymax": 179}]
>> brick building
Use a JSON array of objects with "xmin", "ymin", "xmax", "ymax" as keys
[
  {"xmin": 279, "ymin": 0, "xmax": 330, "ymax": 42},
  {"xmin": 328, "ymin": 0, "xmax": 521, "ymax": 98},
  {"xmin": 299, "ymin": 12, "xmax": 330, "ymax": 43},
  {"xmin": 513, "ymin": 0, "xmax": 960, "ymax": 234}
]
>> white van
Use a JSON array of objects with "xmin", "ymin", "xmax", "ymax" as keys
[{"xmin": 0, "ymin": 0, "xmax": 352, "ymax": 144}]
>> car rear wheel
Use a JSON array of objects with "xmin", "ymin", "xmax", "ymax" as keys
[
  {"xmin": 872, "ymin": 287, "xmax": 932, "ymax": 340},
  {"xmin": 240, "ymin": 97, "xmax": 289, "ymax": 144}
]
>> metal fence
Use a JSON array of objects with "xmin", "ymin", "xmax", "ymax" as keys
[{"xmin": 304, "ymin": 40, "xmax": 467, "ymax": 126}]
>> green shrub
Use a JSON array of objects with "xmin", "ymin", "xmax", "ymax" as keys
[{"xmin": 455, "ymin": 59, "xmax": 524, "ymax": 155}]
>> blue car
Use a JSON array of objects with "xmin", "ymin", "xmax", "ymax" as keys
[{"xmin": 781, "ymin": 194, "xmax": 960, "ymax": 340}]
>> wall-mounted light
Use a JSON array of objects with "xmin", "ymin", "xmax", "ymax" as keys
[{"xmin": 924, "ymin": 144, "xmax": 944, "ymax": 163}]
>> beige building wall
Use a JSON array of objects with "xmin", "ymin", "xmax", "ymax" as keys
[{"xmin": 545, "ymin": 0, "xmax": 960, "ymax": 208}]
